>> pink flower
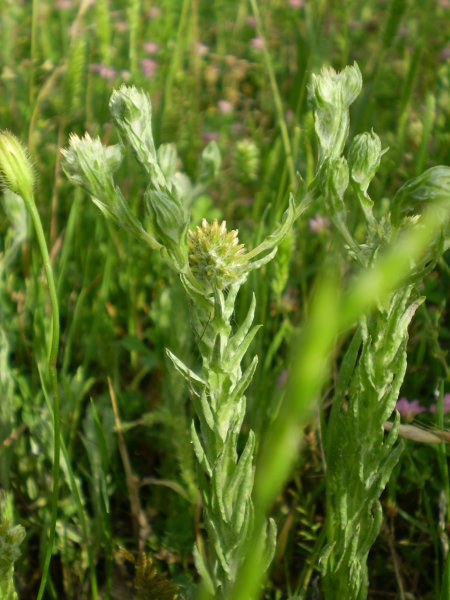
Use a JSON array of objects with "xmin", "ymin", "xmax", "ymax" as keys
[
  {"xmin": 55, "ymin": 0, "xmax": 73, "ymax": 8},
  {"xmin": 89, "ymin": 64, "xmax": 116, "ymax": 81},
  {"xmin": 309, "ymin": 214, "xmax": 330, "ymax": 233},
  {"xmin": 246, "ymin": 16, "xmax": 257, "ymax": 27},
  {"xmin": 250, "ymin": 37, "xmax": 264, "ymax": 51},
  {"xmin": 288, "ymin": 0, "xmax": 304, "ymax": 8},
  {"xmin": 141, "ymin": 59, "xmax": 157, "ymax": 78},
  {"xmin": 218, "ymin": 100, "xmax": 233, "ymax": 115},
  {"xmin": 143, "ymin": 42, "xmax": 159, "ymax": 54},
  {"xmin": 396, "ymin": 397, "xmax": 426, "ymax": 420}
]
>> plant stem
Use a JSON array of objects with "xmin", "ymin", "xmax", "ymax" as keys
[{"xmin": 25, "ymin": 197, "xmax": 61, "ymax": 600}]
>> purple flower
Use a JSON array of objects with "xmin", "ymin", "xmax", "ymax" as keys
[
  {"xmin": 250, "ymin": 37, "xmax": 264, "ymax": 51},
  {"xmin": 429, "ymin": 394, "xmax": 450, "ymax": 414},
  {"xmin": 202, "ymin": 131, "xmax": 220, "ymax": 143},
  {"xmin": 143, "ymin": 42, "xmax": 159, "ymax": 54},
  {"xmin": 141, "ymin": 59, "xmax": 157, "ymax": 78},
  {"xmin": 89, "ymin": 64, "xmax": 117, "ymax": 81},
  {"xmin": 396, "ymin": 397, "xmax": 426, "ymax": 420}
]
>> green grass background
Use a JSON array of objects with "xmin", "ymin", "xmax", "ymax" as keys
[{"xmin": 0, "ymin": 0, "xmax": 449, "ymax": 597}]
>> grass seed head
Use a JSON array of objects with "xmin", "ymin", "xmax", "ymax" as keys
[{"xmin": 0, "ymin": 131, "xmax": 35, "ymax": 202}]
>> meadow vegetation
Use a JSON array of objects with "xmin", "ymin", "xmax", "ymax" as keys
[{"xmin": 0, "ymin": 1, "xmax": 449, "ymax": 598}]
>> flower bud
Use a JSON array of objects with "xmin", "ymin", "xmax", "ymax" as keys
[
  {"xmin": 109, "ymin": 85, "xmax": 166, "ymax": 189},
  {"xmin": 327, "ymin": 157, "xmax": 349, "ymax": 200},
  {"xmin": 61, "ymin": 133, "xmax": 122, "ymax": 199},
  {"xmin": 157, "ymin": 143, "xmax": 178, "ymax": 180},
  {"xmin": 233, "ymin": 139, "xmax": 260, "ymax": 184},
  {"xmin": 0, "ymin": 131, "xmax": 35, "ymax": 201},
  {"xmin": 348, "ymin": 130, "xmax": 388, "ymax": 194},
  {"xmin": 309, "ymin": 63, "xmax": 362, "ymax": 162},
  {"xmin": 145, "ymin": 188, "xmax": 189, "ymax": 269},
  {"xmin": 188, "ymin": 219, "xmax": 246, "ymax": 291}
]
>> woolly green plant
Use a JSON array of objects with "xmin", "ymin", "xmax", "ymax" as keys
[
  {"xmin": 308, "ymin": 63, "xmax": 450, "ymax": 598},
  {"xmin": 61, "ymin": 84, "xmax": 309, "ymax": 597}
]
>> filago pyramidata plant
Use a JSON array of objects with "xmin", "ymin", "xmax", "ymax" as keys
[
  {"xmin": 61, "ymin": 84, "xmax": 309, "ymax": 596},
  {"xmin": 308, "ymin": 63, "xmax": 450, "ymax": 598}
]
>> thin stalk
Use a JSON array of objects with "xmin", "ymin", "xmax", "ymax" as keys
[
  {"xmin": 25, "ymin": 198, "xmax": 61, "ymax": 600},
  {"xmin": 249, "ymin": 0, "xmax": 296, "ymax": 191},
  {"xmin": 29, "ymin": 0, "xmax": 39, "ymax": 106}
]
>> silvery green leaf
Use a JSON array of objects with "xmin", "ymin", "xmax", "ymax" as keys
[
  {"xmin": 200, "ymin": 140, "xmax": 222, "ymax": 182},
  {"xmin": 193, "ymin": 545, "xmax": 215, "ymax": 594},
  {"xmin": 165, "ymin": 349, "xmax": 207, "ymax": 388},
  {"xmin": 348, "ymin": 130, "xmax": 388, "ymax": 195},
  {"xmin": 206, "ymin": 516, "xmax": 232, "ymax": 577},
  {"xmin": 392, "ymin": 166, "xmax": 450, "ymax": 245},
  {"xmin": 309, "ymin": 62, "xmax": 362, "ymax": 162},
  {"xmin": 325, "ymin": 157, "xmax": 349, "ymax": 207},
  {"xmin": 145, "ymin": 188, "xmax": 189, "ymax": 269},
  {"xmin": 225, "ymin": 294, "xmax": 255, "ymax": 356},
  {"xmin": 109, "ymin": 85, "xmax": 167, "ymax": 190},
  {"xmin": 191, "ymin": 421, "xmax": 212, "ymax": 477},
  {"xmin": 227, "ymin": 431, "xmax": 255, "ymax": 532},
  {"xmin": 227, "ymin": 356, "xmax": 258, "ymax": 407},
  {"xmin": 339, "ymin": 63, "xmax": 363, "ymax": 105},
  {"xmin": 245, "ymin": 193, "xmax": 297, "ymax": 262},
  {"xmin": 263, "ymin": 518, "xmax": 278, "ymax": 571},
  {"xmin": 171, "ymin": 172, "xmax": 193, "ymax": 204},
  {"xmin": 224, "ymin": 325, "xmax": 261, "ymax": 374},
  {"xmin": 157, "ymin": 143, "xmax": 178, "ymax": 181}
]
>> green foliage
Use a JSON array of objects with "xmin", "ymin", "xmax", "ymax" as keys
[
  {"xmin": 0, "ymin": 2, "xmax": 449, "ymax": 598},
  {"xmin": 0, "ymin": 493, "xmax": 25, "ymax": 600}
]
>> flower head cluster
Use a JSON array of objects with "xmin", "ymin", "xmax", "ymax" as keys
[{"xmin": 188, "ymin": 219, "xmax": 246, "ymax": 291}]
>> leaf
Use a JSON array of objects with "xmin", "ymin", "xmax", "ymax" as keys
[
  {"xmin": 165, "ymin": 349, "xmax": 207, "ymax": 389},
  {"xmin": 227, "ymin": 431, "xmax": 256, "ymax": 533}
]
